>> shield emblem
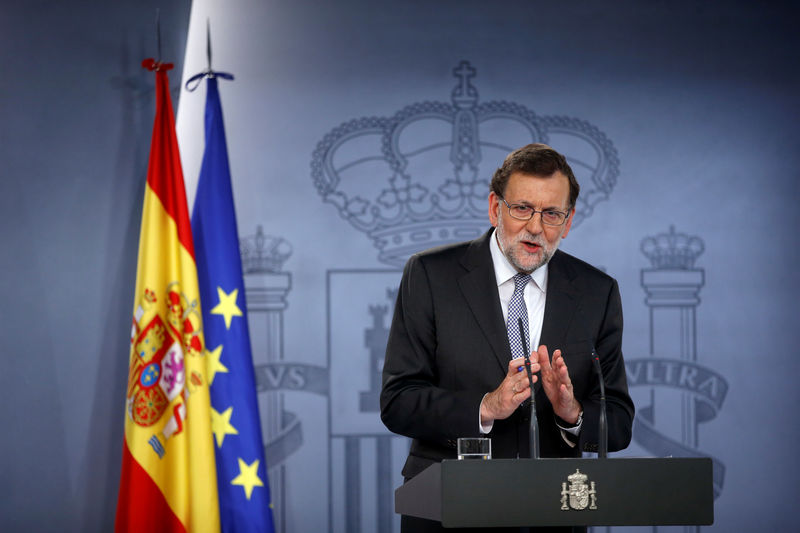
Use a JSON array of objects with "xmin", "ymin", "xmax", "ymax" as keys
[{"xmin": 569, "ymin": 484, "xmax": 589, "ymax": 510}]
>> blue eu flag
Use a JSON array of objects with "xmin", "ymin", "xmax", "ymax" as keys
[{"xmin": 192, "ymin": 75, "xmax": 276, "ymax": 533}]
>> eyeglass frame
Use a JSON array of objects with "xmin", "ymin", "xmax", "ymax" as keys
[{"xmin": 499, "ymin": 198, "xmax": 572, "ymax": 226}]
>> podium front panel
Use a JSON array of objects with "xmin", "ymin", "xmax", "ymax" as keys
[{"xmin": 395, "ymin": 457, "xmax": 713, "ymax": 528}]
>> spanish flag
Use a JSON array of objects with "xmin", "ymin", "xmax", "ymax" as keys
[{"xmin": 115, "ymin": 59, "xmax": 221, "ymax": 533}]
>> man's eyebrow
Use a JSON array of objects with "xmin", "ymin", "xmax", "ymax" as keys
[
  {"xmin": 510, "ymin": 200, "xmax": 564, "ymax": 210},
  {"xmin": 507, "ymin": 199, "xmax": 533, "ymax": 206}
]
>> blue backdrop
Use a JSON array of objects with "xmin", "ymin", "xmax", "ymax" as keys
[{"xmin": 2, "ymin": 1, "xmax": 799, "ymax": 531}]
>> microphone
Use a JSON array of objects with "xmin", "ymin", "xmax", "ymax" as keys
[
  {"xmin": 518, "ymin": 317, "xmax": 540, "ymax": 459},
  {"xmin": 591, "ymin": 348, "xmax": 608, "ymax": 458}
]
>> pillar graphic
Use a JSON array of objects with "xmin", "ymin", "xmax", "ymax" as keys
[
  {"xmin": 241, "ymin": 226, "xmax": 294, "ymax": 533},
  {"xmin": 629, "ymin": 226, "xmax": 728, "ymax": 533},
  {"xmin": 641, "ymin": 226, "xmax": 705, "ymax": 449}
]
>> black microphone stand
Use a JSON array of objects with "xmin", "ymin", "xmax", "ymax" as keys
[
  {"xmin": 592, "ymin": 349, "xmax": 608, "ymax": 458},
  {"xmin": 518, "ymin": 318, "xmax": 540, "ymax": 459}
]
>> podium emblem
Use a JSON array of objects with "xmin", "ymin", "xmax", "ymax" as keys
[{"xmin": 560, "ymin": 469, "xmax": 597, "ymax": 511}]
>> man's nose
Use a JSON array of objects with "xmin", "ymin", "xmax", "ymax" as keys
[{"xmin": 525, "ymin": 212, "xmax": 544, "ymax": 233}]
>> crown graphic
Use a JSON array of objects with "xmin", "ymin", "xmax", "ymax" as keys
[
  {"xmin": 568, "ymin": 469, "xmax": 589, "ymax": 484},
  {"xmin": 240, "ymin": 225, "xmax": 293, "ymax": 273},
  {"xmin": 641, "ymin": 225, "xmax": 704, "ymax": 269},
  {"xmin": 311, "ymin": 61, "xmax": 619, "ymax": 267}
]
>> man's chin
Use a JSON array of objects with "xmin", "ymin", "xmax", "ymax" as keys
[{"xmin": 510, "ymin": 251, "xmax": 547, "ymax": 273}]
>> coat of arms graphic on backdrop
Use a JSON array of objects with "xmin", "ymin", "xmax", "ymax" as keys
[{"xmin": 239, "ymin": 61, "xmax": 728, "ymax": 533}]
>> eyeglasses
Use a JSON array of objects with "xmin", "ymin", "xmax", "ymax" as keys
[{"xmin": 500, "ymin": 198, "xmax": 570, "ymax": 226}]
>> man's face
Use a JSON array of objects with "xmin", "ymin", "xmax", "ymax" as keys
[{"xmin": 488, "ymin": 171, "xmax": 575, "ymax": 273}]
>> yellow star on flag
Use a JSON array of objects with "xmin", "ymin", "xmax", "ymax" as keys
[
  {"xmin": 210, "ymin": 406, "xmax": 238, "ymax": 447},
  {"xmin": 206, "ymin": 344, "xmax": 229, "ymax": 385},
  {"xmin": 210, "ymin": 287, "xmax": 243, "ymax": 329},
  {"xmin": 231, "ymin": 458, "xmax": 264, "ymax": 500}
]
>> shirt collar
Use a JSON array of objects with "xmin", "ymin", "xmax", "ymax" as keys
[{"xmin": 490, "ymin": 228, "xmax": 547, "ymax": 292}]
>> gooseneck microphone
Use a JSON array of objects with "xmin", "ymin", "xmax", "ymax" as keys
[
  {"xmin": 518, "ymin": 318, "xmax": 540, "ymax": 459},
  {"xmin": 591, "ymin": 348, "xmax": 608, "ymax": 458}
]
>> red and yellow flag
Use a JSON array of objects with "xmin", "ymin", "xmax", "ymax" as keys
[{"xmin": 115, "ymin": 59, "xmax": 221, "ymax": 533}]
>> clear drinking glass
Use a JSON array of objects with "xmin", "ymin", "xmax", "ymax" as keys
[{"xmin": 457, "ymin": 437, "xmax": 491, "ymax": 460}]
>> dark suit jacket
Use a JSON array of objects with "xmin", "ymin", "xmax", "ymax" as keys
[{"xmin": 380, "ymin": 229, "xmax": 634, "ymax": 480}]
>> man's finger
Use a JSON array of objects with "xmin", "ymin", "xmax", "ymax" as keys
[
  {"xmin": 508, "ymin": 357, "xmax": 526, "ymax": 376},
  {"xmin": 553, "ymin": 350, "xmax": 572, "ymax": 384},
  {"xmin": 537, "ymin": 345, "xmax": 553, "ymax": 375}
]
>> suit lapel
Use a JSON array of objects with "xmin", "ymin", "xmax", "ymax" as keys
[
  {"xmin": 457, "ymin": 230, "xmax": 511, "ymax": 373},
  {"xmin": 540, "ymin": 250, "xmax": 581, "ymax": 353}
]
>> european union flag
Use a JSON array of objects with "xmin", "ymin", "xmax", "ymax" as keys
[{"xmin": 192, "ymin": 75, "xmax": 275, "ymax": 533}]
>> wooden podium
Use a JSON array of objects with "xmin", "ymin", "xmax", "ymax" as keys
[{"xmin": 395, "ymin": 458, "xmax": 713, "ymax": 528}]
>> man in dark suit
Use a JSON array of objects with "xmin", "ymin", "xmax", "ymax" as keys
[{"xmin": 380, "ymin": 143, "xmax": 635, "ymax": 532}]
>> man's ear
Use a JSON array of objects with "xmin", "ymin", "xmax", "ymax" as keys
[
  {"xmin": 561, "ymin": 207, "xmax": 576, "ymax": 238},
  {"xmin": 488, "ymin": 192, "xmax": 500, "ymax": 227}
]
